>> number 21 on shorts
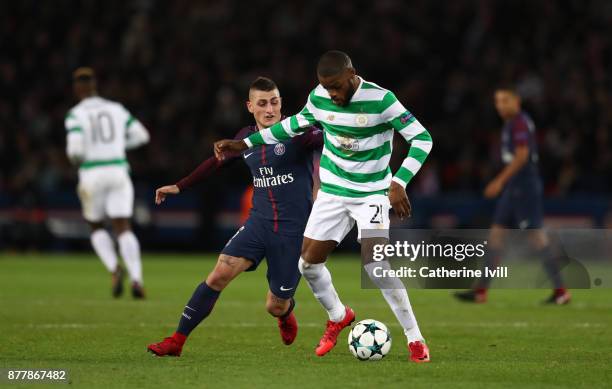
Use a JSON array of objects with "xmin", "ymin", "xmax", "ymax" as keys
[{"xmin": 369, "ymin": 204, "xmax": 384, "ymax": 224}]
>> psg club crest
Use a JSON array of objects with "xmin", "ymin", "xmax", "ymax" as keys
[{"xmin": 274, "ymin": 143, "xmax": 286, "ymax": 156}]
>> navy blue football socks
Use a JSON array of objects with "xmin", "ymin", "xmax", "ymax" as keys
[
  {"xmin": 538, "ymin": 245, "xmax": 564, "ymax": 289},
  {"xmin": 177, "ymin": 282, "xmax": 221, "ymax": 336},
  {"xmin": 477, "ymin": 247, "xmax": 501, "ymax": 289}
]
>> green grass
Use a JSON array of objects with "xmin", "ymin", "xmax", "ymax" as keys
[{"xmin": 1, "ymin": 254, "xmax": 611, "ymax": 389}]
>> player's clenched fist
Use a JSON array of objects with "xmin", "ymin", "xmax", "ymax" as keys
[
  {"xmin": 483, "ymin": 178, "xmax": 504, "ymax": 199},
  {"xmin": 155, "ymin": 184, "xmax": 180, "ymax": 205},
  {"xmin": 214, "ymin": 139, "xmax": 248, "ymax": 160},
  {"xmin": 388, "ymin": 181, "xmax": 411, "ymax": 220}
]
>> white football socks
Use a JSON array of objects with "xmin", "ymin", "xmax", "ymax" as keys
[
  {"xmin": 364, "ymin": 261, "xmax": 424, "ymax": 343},
  {"xmin": 118, "ymin": 231, "xmax": 143, "ymax": 285},
  {"xmin": 298, "ymin": 258, "xmax": 346, "ymax": 322},
  {"xmin": 90, "ymin": 229, "xmax": 119, "ymax": 273}
]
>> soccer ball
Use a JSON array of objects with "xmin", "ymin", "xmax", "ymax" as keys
[{"xmin": 348, "ymin": 319, "xmax": 392, "ymax": 361}]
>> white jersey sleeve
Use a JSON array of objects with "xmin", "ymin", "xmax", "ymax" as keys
[
  {"xmin": 65, "ymin": 112, "xmax": 85, "ymax": 164},
  {"xmin": 125, "ymin": 114, "xmax": 150, "ymax": 150}
]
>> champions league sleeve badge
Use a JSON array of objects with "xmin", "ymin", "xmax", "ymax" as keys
[{"xmin": 400, "ymin": 111, "xmax": 414, "ymax": 124}]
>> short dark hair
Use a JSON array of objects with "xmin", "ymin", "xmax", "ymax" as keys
[
  {"xmin": 495, "ymin": 83, "xmax": 519, "ymax": 96},
  {"xmin": 72, "ymin": 67, "xmax": 96, "ymax": 83},
  {"xmin": 249, "ymin": 76, "xmax": 278, "ymax": 93},
  {"xmin": 317, "ymin": 50, "xmax": 353, "ymax": 77}
]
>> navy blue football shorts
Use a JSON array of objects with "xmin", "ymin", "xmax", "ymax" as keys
[
  {"xmin": 492, "ymin": 181, "xmax": 543, "ymax": 229},
  {"xmin": 220, "ymin": 217, "xmax": 302, "ymax": 299}
]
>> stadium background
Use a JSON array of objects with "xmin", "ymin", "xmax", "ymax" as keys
[{"xmin": 1, "ymin": 0, "xmax": 611, "ymax": 251}]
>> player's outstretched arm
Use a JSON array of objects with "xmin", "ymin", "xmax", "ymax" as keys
[
  {"xmin": 215, "ymin": 106, "xmax": 318, "ymax": 159},
  {"xmin": 293, "ymin": 127, "xmax": 324, "ymax": 151},
  {"xmin": 214, "ymin": 139, "xmax": 248, "ymax": 160},
  {"xmin": 177, "ymin": 126, "xmax": 252, "ymax": 194},
  {"xmin": 155, "ymin": 184, "xmax": 180, "ymax": 205},
  {"xmin": 382, "ymin": 92, "xmax": 433, "ymax": 219},
  {"xmin": 241, "ymin": 99, "xmax": 319, "ymax": 150}
]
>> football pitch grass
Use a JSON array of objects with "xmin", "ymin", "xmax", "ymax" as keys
[{"xmin": 1, "ymin": 254, "xmax": 610, "ymax": 389}]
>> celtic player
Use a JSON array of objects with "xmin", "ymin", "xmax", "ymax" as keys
[
  {"xmin": 215, "ymin": 51, "xmax": 433, "ymax": 363},
  {"xmin": 65, "ymin": 68, "xmax": 149, "ymax": 299}
]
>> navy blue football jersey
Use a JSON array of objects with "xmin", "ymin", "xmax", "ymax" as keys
[
  {"xmin": 177, "ymin": 124, "xmax": 322, "ymax": 235},
  {"xmin": 500, "ymin": 111, "xmax": 541, "ymax": 186}
]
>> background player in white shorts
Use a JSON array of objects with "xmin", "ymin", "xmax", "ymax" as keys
[{"xmin": 65, "ymin": 67, "xmax": 150, "ymax": 299}]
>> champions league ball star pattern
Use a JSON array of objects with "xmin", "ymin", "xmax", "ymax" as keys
[{"xmin": 348, "ymin": 319, "xmax": 392, "ymax": 361}]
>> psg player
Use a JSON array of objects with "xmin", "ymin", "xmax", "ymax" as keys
[{"xmin": 147, "ymin": 77, "xmax": 322, "ymax": 356}]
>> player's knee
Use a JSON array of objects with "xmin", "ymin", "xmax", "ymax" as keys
[
  {"xmin": 111, "ymin": 218, "xmax": 131, "ymax": 235},
  {"xmin": 298, "ymin": 257, "xmax": 311, "ymax": 274},
  {"xmin": 300, "ymin": 247, "xmax": 322, "ymax": 264},
  {"xmin": 300, "ymin": 245, "xmax": 312, "ymax": 262},
  {"xmin": 89, "ymin": 222, "xmax": 104, "ymax": 232},
  {"xmin": 298, "ymin": 257, "xmax": 324, "ymax": 278},
  {"xmin": 529, "ymin": 230, "xmax": 549, "ymax": 250},
  {"xmin": 300, "ymin": 239, "xmax": 316, "ymax": 262},
  {"xmin": 206, "ymin": 255, "xmax": 246, "ymax": 290},
  {"xmin": 206, "ymin": 268, "xmax": 233, "ymax": 291},
  {"xmin": 489, "ymin": 226, "xmax": 505, "ymax": 248},
  {"xmin": 301, "ymin": 238, "xmax": 335, "ymax": 264}
]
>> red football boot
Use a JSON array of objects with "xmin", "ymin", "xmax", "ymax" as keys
[
  {"xmin": 408, "ymin": 341, "xmax": 430, "ymax": 363},
  {"xmin": 454, "ymin": 288, "xmax": 487, "ymax": 303},
  {"xmin": 278, "ymin": 311, "xmax": 298, "ymax": 345},
  {"xmin": 315, "ymin": 306, "xmax": 355, "ymax": 357},
  {"xmin": 543, "ymin": 288, "xmax": 571, "ymax": 305},
  {"xmin": 147, "ymin": 333, "xmax": 185, "ymax": 357}
]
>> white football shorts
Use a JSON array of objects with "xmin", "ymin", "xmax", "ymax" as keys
[
  {"xmin": 77, "ymin": 166, "xmax": 134, "ymax": 222},
  {"xmin": 304, "ymin": 190, "xmax": 390, "ymax": 243}
]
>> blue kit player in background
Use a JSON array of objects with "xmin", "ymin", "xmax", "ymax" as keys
[
  {"xmin": 147, "ymin": 77, "xmax": 323, "ymax": 356},
  {"xmin": 455, "ymin": 86, "xmax": 570, "ymax": 305}
]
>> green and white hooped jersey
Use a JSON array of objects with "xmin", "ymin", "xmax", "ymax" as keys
[
  {"xmin": 65, "ymin": 97, "xmax": 137, "ymax": 169},
  {"xmin": 244, "ymin": 77, "xmax": 433, "ymax": 198}
]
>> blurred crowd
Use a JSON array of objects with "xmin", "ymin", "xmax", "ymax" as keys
[{"xmin": 1, "ymin": 0, "xmax": 612, "ymax": 206}]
